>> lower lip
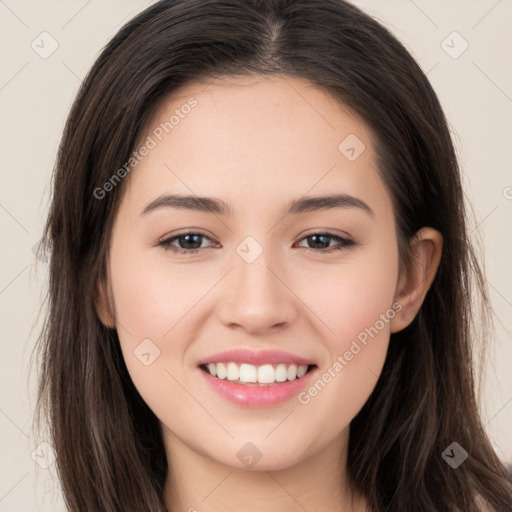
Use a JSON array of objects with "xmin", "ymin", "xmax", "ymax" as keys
[{"xmin": 198, "ymin": 366, "xmax": 317, "ymax": 407}]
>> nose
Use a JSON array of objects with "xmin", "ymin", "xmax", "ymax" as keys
[{"xmin": 217, "ymin": 245, "xmax": 298, "ymax": 335}]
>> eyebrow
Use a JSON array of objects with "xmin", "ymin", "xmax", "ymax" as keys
[{"xmin": 141, "ymin": 193, "xmax": 374, "ymax": 217}]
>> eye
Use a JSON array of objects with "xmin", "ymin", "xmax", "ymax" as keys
[
  {"xmin": 158, "ymin": 230, "xmax": 355, "ymax": 255},
  {"xmin": 158, "ymin": 232, "xmax": 218, "ymax": 254},
  {"xmin": 294, "ymin": 232, "xmax": 355, "ymax": 253}
]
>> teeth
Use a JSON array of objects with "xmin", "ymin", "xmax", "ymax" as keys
[
  {"xmin": 216, "ymin": 362, "xmax": 227, "ymax": 380},
  {"xmin": 240, "ymin": 363, "xmax": 257, "ymax": 382},
  {"xmin": 297, "ymin": 365, "xmax": 308, "ymax": 378},
  {"xmin": 203, "ymin": 362, "xmax": 311, "ymax": 384},
  {"xmin": 206, "ymin": 363, "xmax": 217, "ymax": 377},
  {"xmin": 287, "ymin": 364, "xmax": 297, "ymax": 380},
  {"xmin": 258, "ymin": 364, "xmax": 275, "ymax": 384},
  {"xmin": 227, "ymin": 362, "xmax": 239, "ymax": 381},
  {"xmin": 275, "ymin": 364, "xmax": 288, "ymax": 382}
]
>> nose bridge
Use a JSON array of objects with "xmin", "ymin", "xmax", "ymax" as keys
[
  {"xmin": 233, "ymin": 234, "xmax": 282, "ymax": 300},
  {"xmin": 218, "ymin": 234, "xmax": 296, "ymax": 331}
]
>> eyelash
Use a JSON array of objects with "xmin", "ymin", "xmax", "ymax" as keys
[{"xmin": 157, "ymin": 231, "xmax": 356, "ymax": 255}]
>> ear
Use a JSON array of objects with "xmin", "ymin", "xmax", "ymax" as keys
[
  {"xmin": 390, "ymin": 227, "xmax": 443, "ymax": 333},
  {"xmin": 94, "ymin": 279, "xmax": 116, "ymax": 328}
]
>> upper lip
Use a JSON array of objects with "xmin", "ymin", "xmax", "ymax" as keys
[{"xmin": 197, "ymin": 349, "xmax": 315, "ymax": 367}]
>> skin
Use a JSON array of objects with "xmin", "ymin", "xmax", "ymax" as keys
[{"xmin": 96, "ymin": 74, "xmax": 442, "ymax": 512}]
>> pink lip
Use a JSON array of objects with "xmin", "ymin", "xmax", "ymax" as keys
[
  {"xmin": 198, "ymin": 365, "xmax": 318, "ymax": 407},
  {"xmin": 197, "ymin": 349, "xmax": 315, "ymax": 367}
]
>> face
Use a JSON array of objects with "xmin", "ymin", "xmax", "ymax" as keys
[{"xmin": 101, "ymin": 74, "xmax": 402, "ymax": 471}]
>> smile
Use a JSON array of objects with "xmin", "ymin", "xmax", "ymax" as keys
[{"xmin": 200, "ymin": 362, "xmax": 315, "ymax": 385}]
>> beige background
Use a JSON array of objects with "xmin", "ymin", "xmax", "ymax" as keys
[{"xmin": 0, "ymin": 0, "xmax": 510, "ymax": 509}]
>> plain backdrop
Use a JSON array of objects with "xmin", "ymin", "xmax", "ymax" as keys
[{"xmin": 0, "ymin": 0, "xmax": 511, "ymax": 510}]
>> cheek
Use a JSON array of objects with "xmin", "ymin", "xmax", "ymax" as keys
[
  {"xmin": 304, "ymin": 241, "xmax": 398, "ymax": 350},
  {"xmin": 108, "ymin": 241, "xmax": 208, "ymax": 340},
  {"xmin": 294, "ymin": 242, "xmax": 398, "ymax": 425},
  {"xmin": 106, "ymin": 237, "xmax": 190, "ymax": 372},
  {"xmin": 108, "ymin": 249, "xmax": 204, "ymax": 419}
]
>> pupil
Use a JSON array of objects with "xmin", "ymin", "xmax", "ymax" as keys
[
  {"xmin": 309, "ymin": 235, "xmax": 330, "ymax": 249},
  {"xmin": 181, "ymin": 234, "xmax": 201, "ymax": 249}
]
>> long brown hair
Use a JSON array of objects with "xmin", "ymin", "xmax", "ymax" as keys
[{"xmin": 32, "ymin": 0, "xmax": 512, "ymax": 510}]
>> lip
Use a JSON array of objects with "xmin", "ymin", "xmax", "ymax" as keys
[
  {"xmin": 198, "ymin": 364, "xmax": 318, "ymax": 407},
  {"xmin": 196, "ymin": 349, "xmax": 315, "ymax": 367}
]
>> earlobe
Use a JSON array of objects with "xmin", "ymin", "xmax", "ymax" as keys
[
  {"xmin": 95, "ymin": 280, "xmax": 116, "ymax": 328},
  {"xmin": 390, "ymin": 227, "xmax": 443, "ymax": 333}
]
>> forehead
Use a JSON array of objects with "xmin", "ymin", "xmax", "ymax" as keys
[{"xmin": 122, "ymin": 74, "xmax": 391, "ymax": 218}]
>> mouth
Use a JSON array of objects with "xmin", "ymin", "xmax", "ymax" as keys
[
  {"xmin": 196, "ymin": 349, "xmax": 318, "ymax": 406},
  {"xmin": 199, "ymin": 362, "xmax": 318, "ymax": 386}
]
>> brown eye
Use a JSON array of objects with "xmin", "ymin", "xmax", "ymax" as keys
[
  {"xmin": 295, "ymin": 232, "xmax": 355, "ymax": 253},
  {"xmin": 158, "ymin": 232, "xmax": 217, "ymax": 254}
]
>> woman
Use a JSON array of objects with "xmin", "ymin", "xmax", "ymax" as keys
[{"xmin": 33, "ymin": 0, "xmax": 512, "ymax": 510}]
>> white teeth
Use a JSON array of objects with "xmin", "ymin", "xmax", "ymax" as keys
[
  {"xmin": 297, "ymin": 364, "xmax": 308, "ymax": 378},
  {"xmin": 239, "ymin": 363, "xmax": 257, "ymax": 383},
  {"xmin": 275, "ymin": 364, "xmax": 288, "ymax": 382},
  {"xmin": 226, "ymin": 362, "xmax": 239, "ymax": 381},
  {"xmin": 203, "ymin": 362, "xmax": 311, "ymax": 384},
  {"xmin": 257, "ymin": 364, "xmax": 275, "ymax": 384},
  {"xmin": 207, "ymin": 363, "xmax": 217, "ymax": 377},
  {"xmin": 216, "ymin": 362, "xmax": 227, "ymax": 380},
  {"xmin": 287, "ymin": 364, "xmax": 297, "ymax": 380}
]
